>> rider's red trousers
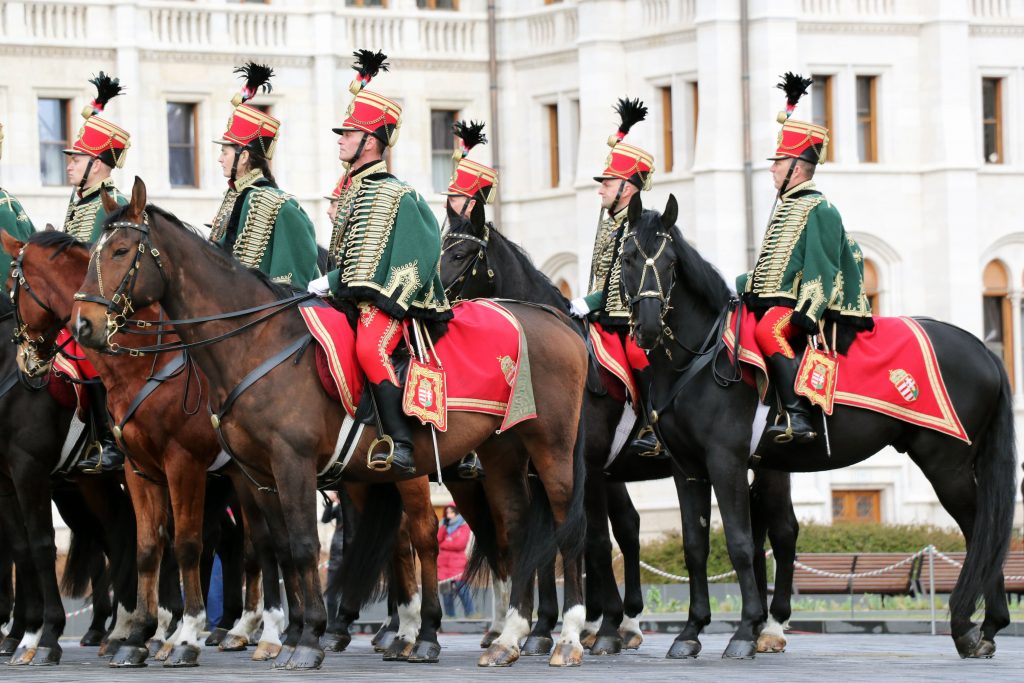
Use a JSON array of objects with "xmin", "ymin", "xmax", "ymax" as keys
[
  {"xmin": 355, "ymin": 303, "xmax": 402, "ymax": 385},
  {"xmin": 753, "ymin": 306, "xmax": 799, "ymax": 359}
]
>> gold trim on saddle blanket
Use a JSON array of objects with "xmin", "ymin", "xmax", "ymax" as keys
[
  {"xmin": 588, "ymin": 323, "xmax": 637, "ymax": 404},
  {"xmin": 300, "ymin": 308, "xmax": 359, "ymax": 416}
]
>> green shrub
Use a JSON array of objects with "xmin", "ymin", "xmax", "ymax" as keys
[{"xmin": 637, "ymin": 522, "xmax": 969, "ymax": 583}]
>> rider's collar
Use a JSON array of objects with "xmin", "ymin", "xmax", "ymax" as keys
[
  {"xmin": 607, "ymin": 204, "xmax": 629, "ymax": 225},
  {"xmin": 231, "ymin": 168, "xmax": 265, "ymax": 193},
  {"xmin": 348, "ymin": 159, "xmax": 389, "ymax": 183},
  {"xmin": 77, "ymin": 176, "xmax": 116, "ymax": 201},
  {"xmin": 781, "ymin": 179, "xmax": 816, "ymax": 200}
]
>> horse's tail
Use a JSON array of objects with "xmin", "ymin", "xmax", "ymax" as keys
[
  {"xmin": 949, "ymin": 352, "xmax": 1017, "ymax": 627},
  {"xmin": 334, "ymin": 483, "xmax": 403, "ymax": 609},
  {"xmin": 61, "ymin": 527, "xmax": 101, "ymax": 598}
]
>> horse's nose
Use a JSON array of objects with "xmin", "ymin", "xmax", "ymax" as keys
[{"xmin": 74, "ymin": 313, "xmax": 91, "ymax": 341}]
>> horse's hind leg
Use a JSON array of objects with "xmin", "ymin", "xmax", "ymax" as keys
[
  {"xmin": 666, "ymin": 472, "xmax": 712, "ymax": 658},
  {"xmin": 401, "ymin": 478, "xmax": 444, "ymax": 664},
  {"xmin": 586, "ymin": 476, "xmax": 628, "ymax": 656},
  {"xmin": 82, "ymin": 549, "xmax": 113, "ymax": 646},
  {"xmin": 606, "ymin": 481, "xmax": 644, "ymax": 650},
  {"xmin": 522, "ymin": 560, "xmax": 558, "ymax": 655},
  {"xmin": 751, "ymin": 469, "xmax": 797, "ymax": 654}
]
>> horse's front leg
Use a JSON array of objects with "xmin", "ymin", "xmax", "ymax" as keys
[
  {"xmin": 666, "ymin": 472, "xmax": 712, "ymax": 658},
  {"xmin": 752, "ymin": 469, "xmax": 798, "ymax": 654}
]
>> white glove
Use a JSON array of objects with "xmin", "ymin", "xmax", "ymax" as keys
[
  {"xmin": 569, "ymin": 297, "xmax": 590, "ymax": 318},
  {"xmin": 307, "ymin": 275, "xmax": 331, "ymax": 296}
]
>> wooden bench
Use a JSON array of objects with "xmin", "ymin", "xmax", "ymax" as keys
[
  {"xmin": 792, "ymin": 552, "xmax": 918, "ymax": 599},
  {"xmin": 915, "ymin": 551, "xmax": 1024, "ymax": 600}
]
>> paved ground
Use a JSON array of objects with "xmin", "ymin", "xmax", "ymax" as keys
[{"xmin": 2, "ymin": 632, "xmax": 1023, "ymax": 682}]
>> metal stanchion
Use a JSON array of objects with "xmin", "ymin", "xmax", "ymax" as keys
[{"xmin": 928, "ymin": 545, "xmax": 936, "ymax": 636}]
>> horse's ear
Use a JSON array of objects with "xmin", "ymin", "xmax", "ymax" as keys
[
  {"xmin": 100, "ymin": 188, "xmax": 119, "ymax": 216},
  {"xmin": 662, "ymin": 194, "xmax": 679, "ymax": 232},
  {"xmin": 128, "ymin": 176, "xmax": 147, "ymax": 221},
  {"xmin": 44, "ymin": 224, "xmax": 56, "ymax": 232},
  {"xmin": 627, "ymin": 191, "xmax": 643, "ymax": 227},
  {"xmin": 469, "ymin": 198, "xmax": 485, "ymax": 233},
  {"xmin": 0, "ymin": 229, "xmax": 24, "ymax": 258}
]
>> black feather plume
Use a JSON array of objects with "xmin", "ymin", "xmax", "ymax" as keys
[
  {"xmin": 453, "ymin": 120, "xmax": 487, "ymax": 152},
  {"xmin": 88, "ymin": 72, "xmax": 123, "ymax": 110},
  {"xmin": 776, "ymin": 72, "xmax": 813, "ymax": 108},
  {"xmin": 233, "ymin": 62, "xmax": 274, "ymax": 101},
  {"xmin": 614, "ymin": 97, "xmax": 647, "ymax": 137},
  {"xmin": 351, "ymin": 49, "xmax": 390, "ymax": 81}
]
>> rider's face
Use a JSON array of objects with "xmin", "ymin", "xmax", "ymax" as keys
[
  {"xmin": 447, "ymin": 195, "xmax": 475, "ymax": 217},
  {"xmin": 597, "ymin": 178, "xmax": 635, "ymax": 213},
  {"xmin": 338, "ymin": 131, "xmax": 369, "ymax": 163},
  {"xmin": 218, "ymin": 145, "xmax": 236, "ymax": 178},
  {"xmin": 327, "ymin": 199, "xmax": 339, "ymax": 223}
]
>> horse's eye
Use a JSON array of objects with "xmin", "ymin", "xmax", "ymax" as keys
[{"xmin": 113, "ymin": 247, "xmax": 130, "ymax": 257}]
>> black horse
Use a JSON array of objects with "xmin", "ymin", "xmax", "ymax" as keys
[
  {"xmin": 439, "ymin": 206, "xmax": 800, "ymax": 655},
  {"xmin": 618, "ymin": 193, "xmax": 1017, "ymax": 659}
]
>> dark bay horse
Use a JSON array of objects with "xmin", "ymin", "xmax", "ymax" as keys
[
  {"xmin": 1, "ymin": 228, "xmax": 287, "ymax": 667},
  {"xmin": 618, "ymin": 193, "xmax": 1017, "ymax": 659},
  {"xmin": 71, "ymin": 178, "xmax": 589, "ymax": 670},
  {"xmin": 439, "ymin": 208, "xmax": 798, "ymax": 655}
]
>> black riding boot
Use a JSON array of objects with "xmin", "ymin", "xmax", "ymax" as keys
[
  {"xmin": 623, "ymin": 368, "xmax": 664, "ymax": 458},
  {"xmin": 76, "ymin": 384, "xmax": 125, "ymax": 474},
  {"xmin": 366, "ymin": 381, "xmax": 417, "ymax": 476},
  {"xmin": 764, "ymin": 353, "xmax": 817, "ymax": 445},
  {"xmin": 456, "ymin": 451, "xmax": 484, "ymax": 480}
]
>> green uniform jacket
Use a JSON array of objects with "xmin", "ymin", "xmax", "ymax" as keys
[
  {"xmin": 209, "ymin": 169, "xmax": 319, "ymax": 290},
  {"xmin": 326, "ymin": 161, "xmax": 451, "ymax": 321},
  {"xmin": 737, "ymin": 180, "xmax": 872, "ymax": 332},
  {"xmin": 583, "ymin": 206, "xmax": 640, "ymax": 330},
  {"xmin": 63, "ymin": 178, "xmax": 128, "ymax": 243},
  {"xmin": 0, "ymin": 188, "xmax": 35, "ymax": 295}
]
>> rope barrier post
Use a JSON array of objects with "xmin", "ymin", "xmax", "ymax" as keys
[{"xmin": 928, "ymin": 544, "xmax": 936, "ymax": 636}]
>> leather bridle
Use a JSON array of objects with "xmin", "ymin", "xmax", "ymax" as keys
[{"xmin": 441, "ymin": 223, "xmax": 493, "ymax": 301}]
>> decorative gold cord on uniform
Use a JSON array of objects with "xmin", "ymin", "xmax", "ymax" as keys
[
  {"xmin": 328, "ymin": 160, "xmax": 388, "ymax": 257},
  {"xmin": 749, "ymin": 193, "xmax": 825, "ymax": 297},
  {"xmin": 64, "ymin": 178, "xmax": 120, "ymax": 242},
  {"xmin": 587, "ymin": 208, "xmax": 630, "ymax": 319},
  {"xmin": 233, "ymin": 187, "xmax": 290, "ymax": 269},
  {"xmin": 338, "ymin": 177, "xmax": 413, "ymax": 284},
  {"xmin": 209, "ymin": 189, "xmax": 239, "ymax": 243}
]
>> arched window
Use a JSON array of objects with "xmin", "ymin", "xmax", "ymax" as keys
[
  {"xmin": 863, "ymin": 258, "xmax": 880, "ymax": 313},
  {"xmin": 983, "ymin": 259, "xmax": 1014, "ymax": 389}
]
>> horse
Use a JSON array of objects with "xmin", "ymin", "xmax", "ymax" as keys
[
  {"xmin": 617, "ymin": 192, "xmax": 1017, "ymax": 659},
  {"xmin": 439, "ymin": 206, "xmax": 799, "ymax": 654},
  {"xmin": 70, "ymin": 177, "xmax": 589, "ymax": 669},
  {"xmin": 1, "ymin": 227, "xmax": 289, "ymax": 667}
]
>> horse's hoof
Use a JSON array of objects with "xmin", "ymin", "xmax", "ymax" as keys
[
  {"xmin": 722, "ymin": 638, "xmax": 756, "ymax": 659},
  {"xmin": 480, "ymin": 630, "xmax": 500, "ymax": 649},
  {"xmin": 271, "ymin": 644, "xmax": 296, "ymax": 669},
  {"xmin": 521, "ymin": 634, "xmax": 553, "ymax": 656},
  {"xmin": 146, "ymin": 639, "xmax": 164, "ymax": 657},
  {"xmin": 109, "ymin": 644, "xmax": 149, "ymax": 668},
  {"xmin": 756, "ymin": 632, "xmax": 787, "ymax": 653},
  {"xmin": 205, "ymin": 627, "xmax": 230, "ymax": 647},
  {"xmin": 284, "ymin": 645, "xmax": 324, "ymax": 670},
  {"xmin": 102, "ymin": 637, "xmax": 125, "ymax": 657},
  {"xmin": 80, "ymin": 629, "xmax": 105, "ymax": 647},
  {"xmin": 954, "ymin": 625, "xmax": 983, "ymax": 659},
  {"xmin": 382, "ymin": 637, "xmax": 414, "ymax": 661},
  {"xmin": 163, "ymin": 643, "xmax": 201, "ymax": 667},
  {"xmin": 580, "ymin": 632, "xmax": 597, "ymax": 649},
  {"xmin": 973, "ymin": 639, "xmax": 997, "ymax": 658},
  {"xmin": 406, "ymin": 639, "xmax": 441, "ymax": 663},
  {"xmin": 0, "ymin": 636, "xmax": 18, "ymax": 656},
  {"xmin": 252, "ymin": 640, "xmax": 282, "ymax": 661},
  {"xmin": 478, "ymin": 643, "xmax": 519, "ymax": 667},
  {"xmin": 219, "ymin": 633, "xmax": 249, "ymax": 652},
  {"xmin": 666, "ymin": 639, "xmax": 701, "ymax": 659},
  {"xmin": 154, "ymin": 639, "xmax": 174, "ymax": 661},
  {"xmin": 9, "ymin": 646, "xmax": 36, "ymax": 666},
  {"xmin": 320, "ymin": 631, "xmax": 351, "ymax": 653},
  {"xmin": 619, "ymin": 628, "xmax": 643, "ymax": 650},
  {"xmin": 548, "ymin": 642, "xmax": 584, "ymax": 667},
  {"xmin": 590, "ymin": 634, "xmax": 623, "ymax": 656},
  {"xmin": 372, "ymin": 629, "xmax": 397, "ymax": 652},
  {"xmin": 28, "ymin": 645, "xmax": 62, "ymax": 666}
]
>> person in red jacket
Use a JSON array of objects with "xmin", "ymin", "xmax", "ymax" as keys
[{"xmin": 437, "ymin": 504, "xmax": 475, "ymax": 617}]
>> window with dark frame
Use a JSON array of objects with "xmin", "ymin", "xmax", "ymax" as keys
[
  {"xmin": 167, "ymin": 102, "xmax": 198, "ymax": 188},
  {"xmin": 417, "ymin": 0, "xmax": 458, "ymax": 8},
  {"xmin": 661, "ymin": 86, "xmax": 674, "ymax": 173},
  {"xmin": 811, "ymin": 74, "xmax": 834, "ymax": 162},
  {"xmin": 430, "ymin": 109, "xmax": 458, "ymax": 193},
  {"xmin": 856, "ymin": 75, "xmax": 877, "ymax": 163},
  {"xmin": 690, "ymin": 81, "xmax": 699, "ymax": 149},
  {"xmin": 547, "ymin": 103, "xmax": 560, "ymax": 188},
  {"xmin": 982, "ymin": 77, "xmax": 1003, "ymax": 164},
  {"xmin": 38, "ymin": 98, "xmax": 71, "ymax": 186},
  {"xmin": 347, "ymin": 0, "xmax": 386, "ymax": 6},
  {"xmin": 983, "ymin": 259, "xmax": 1014, "ymax": 390}
]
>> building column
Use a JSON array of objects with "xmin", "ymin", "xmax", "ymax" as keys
[{"xmin": 1012, "ymin": 290, "xmax": 1023, "ymax": 401}]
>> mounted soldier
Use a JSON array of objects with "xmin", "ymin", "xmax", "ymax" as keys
[
  {"xmin": 0, "ymin": 122, "xmax": 35, "ymax": 295},
  {"xmin": 306, "ymin": 49, "xmax": 452, "ymax": 476},
  {"xmin": 209, "ymin": 62, "xmax": 318, "ymax": 290},
  {"xmin": 569, "ymin": 98, "xmax": 662, "ymax": 459},
  {"xmin": 62, "ymin": 72, "xmax": 129, "ymax": 244},
  {"xmin": 62, "ymin": 72, "xmax": 130, "ymax": 473},
  {"xmin": 737, "ymin": 73, "xmax": 873, "ymax": 444}
]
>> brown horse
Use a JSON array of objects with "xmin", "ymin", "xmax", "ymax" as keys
[
  {"xmin": 0, "ymin": 227, "xmax": 290, "ymax": 667},
  {"xmin": 71, "ymin": 178, "xmax": 589, "ymax": 670}
]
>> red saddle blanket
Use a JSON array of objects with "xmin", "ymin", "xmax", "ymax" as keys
[
  {"xmin": 300, "ymin": 299, "xmax": 537, "ymax": 432},
  {"xmin": 588, "ymin": 322, "xmax": 646, "ymax": 405},
  {"xmin": 723, "ymin": 307, "xmax": 969, "ymax": 443},
  {"xmin": 49, "ymin": 329, "xmax": 97, "ymax": 416}
]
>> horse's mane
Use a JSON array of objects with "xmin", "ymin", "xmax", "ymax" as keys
[
  {"xmin": 105, "ymin": 202, "xmax": 297, "ymax": 299},
  {"xmin": 634, "ymin": 208, "xmax": 731, "ymax": 312},
  {"xmin": 26, "ymin": 230, "xmax": 86, "ymax": 259},
  {"xmin": 488, "ymin": 227, "xmax": 568, "ymax": 303}
]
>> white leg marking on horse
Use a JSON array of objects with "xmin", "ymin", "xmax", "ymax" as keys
[
  {"xmin": 107, "ymin": 603, "xmax": 134, "ymax": 640},
  {"xmin": 494, "ymin": 608, "xmax": 530, "ymax": 649},
  {"xmin": 17, "ymin": 629, "xmax": 41, "ymax": 650},
  {"xmin": 228, "ymin": 609, "xmax": 263, "ymax": 639},
  {"xmin": 175, "ymin": 612, "xmax": 207, "ymax": 646},
  {"xmin": 582, "ymin": 618, "xmax": 601, "ymax": 636},
  {"xmin": 259, "ymin": 607, "xmax": 286, "ymax": 646},
  {"xmin": 0, "ymin": 620, "xmax": 9, "ymax": 637},
  {"xmin": 488, "ymin": 577, "xmax": 511, "ymax": 633},
  {"xmin": 763, "ymin": 616, "xmax": 786, "ymax": 638},
  {"xmin": 396, "ymin": 593, "xmax": 422, "ymax": 643},
  {"xmin": 557, "ymin": 605, "xmax": 586, "ymax": 647},
  {"xmin": 155, "ymin": 607, "xmax": 173, "ymax": 641},
  {"xmin": 619, "ymin": 615, "xmax": 641, "ymax": 635}
]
